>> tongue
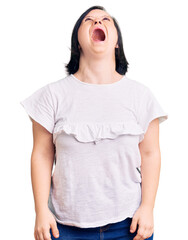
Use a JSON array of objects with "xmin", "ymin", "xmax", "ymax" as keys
[{"xmin": 92, "ymin": 29, "xmax": 105, "ymax": 41}]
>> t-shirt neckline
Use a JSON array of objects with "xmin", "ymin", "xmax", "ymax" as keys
[{"xmin": 70, "ymin": 74, "xmax": 126, "ymax": 86}]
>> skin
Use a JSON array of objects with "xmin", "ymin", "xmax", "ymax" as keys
[
  {"xmin": 32, "ymin": 120, "xmax": 59, "ymax": 240},
  {"xmin": 32, "ymin": 9, "xmax": 160, "ymax": 240},
  {"xmin": 73, "ymin": 9, "xmax": 123, "ymax": 84},
  {"xmin": 131, "ymin": 118, "xmax": 160, "ymax": 240}
]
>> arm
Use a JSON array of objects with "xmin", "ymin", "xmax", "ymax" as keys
[
  {"xmin": 31, "ymin": 119, "xmax": 59, "ymax": 239},
  {"xmin": 130, "ymin": 118, "xmax": 160, "ymax": 240},
  {"xmin": 31, "ymin": 119, "xmax": 55, "ymax": 214},
  {"xmin": 139, "ymin": 118, "xmax": 161, "ymax": 209}
]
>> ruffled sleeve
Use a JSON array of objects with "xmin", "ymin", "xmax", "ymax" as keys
[
  {"xmin": 137, "ymin": 87, "xmax": 168, "ymax": 142},
  {"xmin": 20, "ymin": 84, "xmax": 55, "ymax": 134}
]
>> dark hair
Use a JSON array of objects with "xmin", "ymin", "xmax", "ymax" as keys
[{"xmin": 65, "ymin": 5, "xmax": 129, "ymax": 75}]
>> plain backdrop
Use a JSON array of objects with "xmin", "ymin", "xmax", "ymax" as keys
[{"xmin": 0, "ymin": 0, "xmax": 187, "ymax": 239}]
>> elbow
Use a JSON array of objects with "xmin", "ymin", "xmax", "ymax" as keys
[{"xmin": 141, "ymin": 150, "xmax": 161, "ymax": 166}]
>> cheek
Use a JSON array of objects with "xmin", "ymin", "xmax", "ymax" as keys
[
  {"xmin": 78, "ymin": 27, "xmax": 90, "ymax": 47},
  {"xmin": 106, "ymin": 23, "xmax": 118, "ymax": 42},
  {"xmin": 77, "ymin": 27, "xmax": 83, "ymax": 44},
  {"xmin": 113, "ymin": 29, "xmax": 118, "ymax": 44},
  {"xmin": 108, "ymin": 29, "xmax": 118, "ymax": 45}
]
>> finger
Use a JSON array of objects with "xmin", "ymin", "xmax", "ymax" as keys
[
  {"xmin": 38, "ymin": 232, "xmax": 44, "ymax": 240},
  {"xmin": 133, "ymin": 234, "xmax": 142, "ymax": 240},
  {"xmin": 35, "ymin": 232, "xmax": 40, "ymax": 240},
  {"xmin": 137, "ymin": 228, "xmax": 145, "ymax": 240},
  {"xmin": 142, "ymin": 228, "xmax": 149, "ymax": 239},
  {"xmin": 144, "ymin": 231, "xmax": 153, "ymax": 239},
  {"xmin": 130, "ymin": 218, "xmax": 138, "ymax": 233},
  {"xmin": 149, "ymin": 228, "xmax": 154, "ymax": 238},
  {"xmin": 34, "ymin": 231, "xmax": 37, "ymax": 240},
  {"xmin": 43, "ymin": 229, "xmax": 52, "ymax": 240},
  {"xmin": 50, "ymin": 222, "xmax": 59, "ymax": 239},
  {"xmin": 133, "ymin": 236, "xmax": 139, "ymax": 240},
  {"xmin": 133, "ymin": 228, "xmax": 145, "ymax": 240},
  {"xmin": 138, "ymin": 237, "xmax": 144, "ymax": 240},
  {"xmin": 49, "ymin": 228, "xmax": 54, "ymax": 240},
  {"xmin": 143, "ymin": 226, "xmax": 154, "ymax": 239}
]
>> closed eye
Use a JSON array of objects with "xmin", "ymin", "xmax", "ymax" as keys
[
  {"xmin": 103, "ymin": 17, "xmax": 110, "ymax": 21},
  {"xmin": 85, "ymin": 18, "xmax": 92, "ymax": 21},
  {"xmin": 85, "ymin": 17, "xmax": 111, "ymax": 22}
]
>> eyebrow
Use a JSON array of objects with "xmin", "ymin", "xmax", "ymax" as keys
[{"xmin": 84, "ymin": 15, "xmax": 111, "ymax": 19}]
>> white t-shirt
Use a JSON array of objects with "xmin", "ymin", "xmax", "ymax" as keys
[{"xmin": 20, "ymin": 74, "xmax": 168, "ymax": 228}]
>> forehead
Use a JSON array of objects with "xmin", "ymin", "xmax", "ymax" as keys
[{"xmin": 84, "ymin": 9, "xmax": 112, "ymax": 19}]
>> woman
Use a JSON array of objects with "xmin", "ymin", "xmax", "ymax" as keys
[{"xmin": 20, "ymin": 5, "xmax": 168, "ymax": 240}]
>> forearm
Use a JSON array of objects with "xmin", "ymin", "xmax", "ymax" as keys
[
  {"xmin": 140, "ymin": 150, "xmax": 161, "ymax": 209},
  {"xmin": 31, "ymin": 151, "xmax": 54, "ymax": 214}
]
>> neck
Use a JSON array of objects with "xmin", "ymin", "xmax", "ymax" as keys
[{"xmin": 74, "ymin": 52, "xmax": 122, "ymax": 84}]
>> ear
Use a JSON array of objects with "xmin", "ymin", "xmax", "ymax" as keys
[{"xmin": 115, "ymin": 43, "xmax": 119, "ymax": 49}]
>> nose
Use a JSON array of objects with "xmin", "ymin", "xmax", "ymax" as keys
[{"xmin": 94, "ymin": 20, "xmax": 102, "ymax": 25}]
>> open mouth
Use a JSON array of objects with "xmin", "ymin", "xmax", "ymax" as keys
[{"xmin": 91, "ymin": 28, "xmax": 106, "ymax": 42}]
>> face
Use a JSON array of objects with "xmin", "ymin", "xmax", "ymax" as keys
[{"xmin": 77, "ymin": 9, "xmax": 119, "ymax": 55}]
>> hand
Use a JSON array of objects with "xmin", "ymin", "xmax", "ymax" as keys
[
  {"xmin": 34, "ymin": 207, "xmax": 60, "ymax": 240},
  {"xmin": 130, "ymin": 204, "xmax": 154, "ymax": 240}
]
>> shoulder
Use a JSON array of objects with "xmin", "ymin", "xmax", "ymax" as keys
[
  {"xmin": 45, "ymin": 75, "xmax": 74, "ymax": 103},
  {"xmin": 124, "ymin": 75, "xmax": 151, "ymax": 98},
  {"xmin": 47, "ymin": 74, "xmax": 72, "ymax": 92}
]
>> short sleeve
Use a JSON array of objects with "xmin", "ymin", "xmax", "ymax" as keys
[
  {"xmin": 20, "ymin": 84, "xmax": 55, "ymax": 133},
  {"xmin": 137, "ymin": 87, "xmax": 168, "ymax": 138}
]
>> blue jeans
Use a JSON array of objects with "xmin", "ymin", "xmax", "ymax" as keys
[{"xmin": 50, "ymin": 217, "xmax": 154, "ymax": 240}]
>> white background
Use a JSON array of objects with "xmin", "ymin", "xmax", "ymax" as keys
[{"xmin": 0, "ymin": 0, "xmax": 187, "ymax": 239}]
